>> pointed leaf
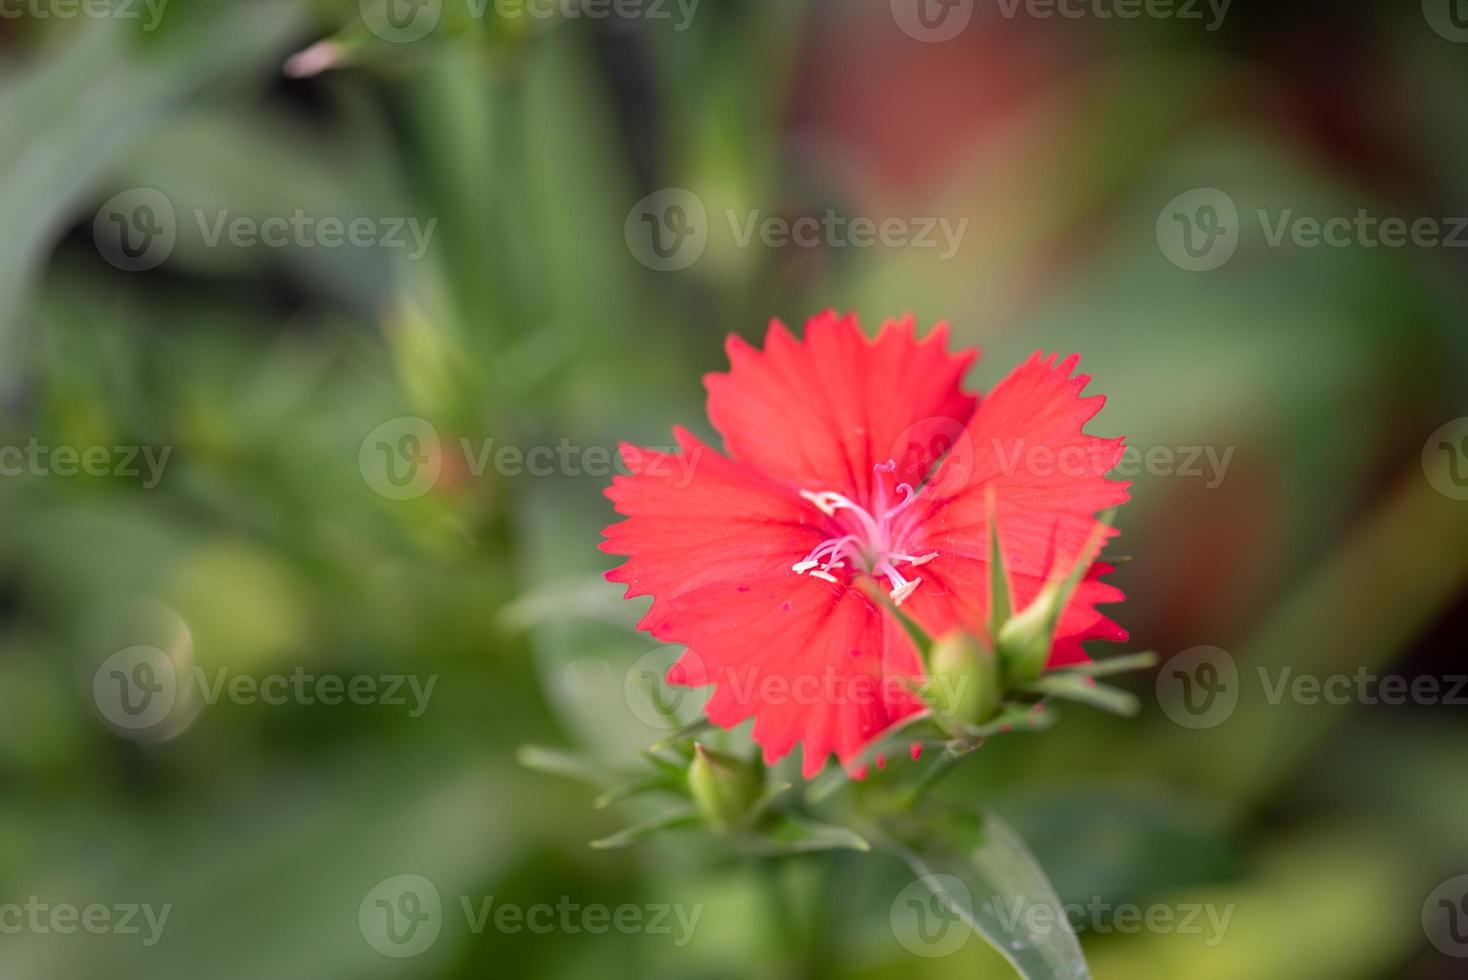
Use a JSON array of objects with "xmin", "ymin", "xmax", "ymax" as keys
[
  {"xmin": 1060, "ymin": 651, "xmax": 1158, "ymax": 678},
  {"xmin": 885, "ymin": 807, "xmax": 1090, "ymax": 980},
  {"xmin": 1023, "ymin": 674, "xmax": 1140, "ymax": 717},
  {"xmin": 743, "ymin": 814, "xmax": 871, "ymax": 855},
  {"xmin": 593, "ymin": 775, "xmax": 679, "ymax": 810},
  {"xmin": 517, "ymin": 745, "xmax": 621, "ymax": 787},
  {"xmin": 589, "ymin": 807, "xmax": 700, "ymax": 850}
]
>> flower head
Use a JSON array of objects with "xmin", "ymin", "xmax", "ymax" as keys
[{"xmin": 602, "ymin": 311, "xmax": 1128, "ymax": 778}]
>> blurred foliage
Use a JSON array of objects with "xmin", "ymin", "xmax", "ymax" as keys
[{"xmin": 1, "ymin": 0, "xmax": 1466, "ymax": 978}]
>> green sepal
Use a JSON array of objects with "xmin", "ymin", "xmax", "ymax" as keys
[
  {"xmin": 739, "ymin": 814, "xmax": 871, "ymax": 856},
  {"xmin": 1020, "ymin": 673, "xmax": 1141, "ymax": 717},
  {"xmin": 1061, "ymin": 650, "xmax": 1158, "ymax": 678}
]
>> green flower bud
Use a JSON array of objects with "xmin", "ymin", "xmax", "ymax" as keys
[
  {"xmin": 926, "ymin": 631, "xmax": 1000, "ymax": 727},
  {"xmin": 687, "ymin": 744, "xmax": 762, "ymax": 829},
  {"xmin": 996, "ymin": 584, "xmax": 1064, "ymax": 684},
  {"xmin": 995, "ymin": 514, "xmax": 1114, "ymax": 684}
]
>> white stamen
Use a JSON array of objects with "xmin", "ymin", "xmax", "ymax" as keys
[
  {"xmin": 890, "ymin": 578, "xmax": 922, "ymax": 605},
  {"xmin": 799, "ymin": 490, "xmax": 840, "ymax": 517},
  {"xmin": 790, "ymin": 461, "xmax": 938, "ymax": 604}
]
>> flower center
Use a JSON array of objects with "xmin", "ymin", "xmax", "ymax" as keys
[{"xmin": 791, "ymin": 460, "xmax": 937, "ymax": 605}]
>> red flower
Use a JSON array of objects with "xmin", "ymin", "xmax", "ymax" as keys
[{"xmin": 603, "ymin": 312, "xmax": 1128, "ymax": 778}]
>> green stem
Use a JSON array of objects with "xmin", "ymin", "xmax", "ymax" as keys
[{"xmin": 759, "ymin": 859, "xmax": 803, "ymax": 977}]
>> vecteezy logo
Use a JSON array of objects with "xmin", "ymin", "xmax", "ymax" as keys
[
  {"xmin": 891, "ymin": 874, "xmax": 973, "ymax": 957},
  {"xmin": 624, "ymin": 647, "xmax": 705, "ymax": 731},
  {"xmin": 1423, "ymin": 875, "xmax": 1468, "ymax": 957},
  {"xmin": 93, "ymin": 188, "xmax": 176, "ymax": 272},
  {"xmin": 359, "ymin": 417, "xmax": 442, "ymax": 500},
  {"xmin": 1423, "ymin": 418, "xmax": 1468, "ymax": 501},
  {"xmin": 1423, "ymin": 0, "xmax": 1468, "ymax": 42},
  {"xmin": 624, "ymin": 188, "xmax": 708, "ymax": 272},
  {"xmin": 1156, "ymin": 188, "xmax": 1240, "ymax": 272},
  {"xmin": 360, "ymin": 874, "xmax": 442, "ymax": 958},
  {"xmin": 361, "ymin": 0, "xmax": 442, "ymax": 42},
  {"xmin": 890, "ymin": 0, "xmax": 974, "ymax": 42},
  {"xmin": 92, "ymin": 645, "xmax": 178, "ymax": 733},
  {"xmin": 1156, "ymin": 645, "xmax": 1239, "ymax": 729},
  {"xmin": 890, "ymin": 415, "xmax": 975, "ymax": 498}
]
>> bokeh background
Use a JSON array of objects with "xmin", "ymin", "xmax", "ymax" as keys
[{"xmin": 3, "ymin": 0, "xmax": 1467, "ymax": 977}]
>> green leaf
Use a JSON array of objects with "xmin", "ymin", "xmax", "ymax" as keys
[
  {"xmin": 589, "ymin": 807, "xmax": 700, "ymax": 850},
  {"xmin": 516, "ymin": 745, "xmax": 619, "ymax": 787},
  {"xmin": 0, "ymin": 8, "xmax": 307, "ymax": 388},
  {"xmin": 885, "ymin": 807, "xmax": 1091, "ymax": 980},
  {"xmin": 592, "ymin": 776, "xmax": 679, "ymax": 810}
]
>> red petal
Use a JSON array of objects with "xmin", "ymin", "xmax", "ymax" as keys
[
  {"xmin": 649, "ymin": 581, "xmax": 926, "ymax": 778},
  {"xmin": 602, "ymin": 428, "xmax": 822, "ymax": 604},
  {"xmin": 705, "ymin": 310, "xmax": 978, "ymax": 503}
]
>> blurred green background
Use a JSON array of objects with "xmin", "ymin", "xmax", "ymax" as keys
[{"xmin": 3, "ymin": 0, "xmax": 1468, "ymax": 977}]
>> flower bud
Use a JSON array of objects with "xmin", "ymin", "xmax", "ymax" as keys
[
  {"xmin": 926, "ymin": 630, "xmax": 1000, "ymax": 727},
  {"xmin": 687, "ymin": 743, "xmax": 762, "ymax": 829},
  {"xmin": 996, "ymin": 584, "xmax": 1063, "ymax": 683},
  {"xmin": 996, "ymin": 516, "xmax": 1113, "ymax": 684}
]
